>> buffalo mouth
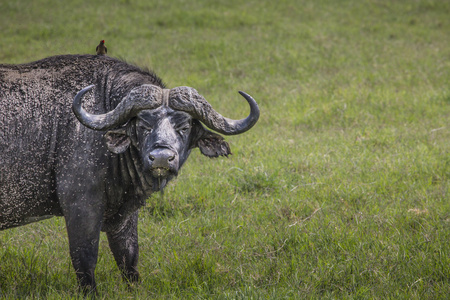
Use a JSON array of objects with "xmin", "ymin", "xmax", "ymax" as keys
[
  {"xmin": 149, "ymin": 174, "xmax": 171, "ymax": 192},
  {"xmin": 146, "ymin": 166, "xmax": 178, "ymax": 192},
  {"xmin": 151, "ymin": 167, "xmax": 170, "ymax": 178}
]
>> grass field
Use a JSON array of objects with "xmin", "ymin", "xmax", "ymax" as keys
[{"xmin": 1, "ymin": 0, "xmax": 449, "ymax": 298}]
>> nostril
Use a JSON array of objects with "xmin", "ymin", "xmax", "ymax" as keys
[{"xmin": 148, "ymin": 149, "xmax": 176, "ymax": 167}]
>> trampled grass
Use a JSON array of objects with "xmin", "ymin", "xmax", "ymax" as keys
[{"xmin": 0, "ymin": 0, "xmax": 449, "ymax": 298}]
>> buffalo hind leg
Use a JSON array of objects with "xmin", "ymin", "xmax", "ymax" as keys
[{"xmin": 106, "ymin": 211, "xmax": 140, "ymax": 285}]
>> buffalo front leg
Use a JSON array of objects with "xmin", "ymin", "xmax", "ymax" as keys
[
  {"xmin": 64, "ymin": 203, "xmax": 104, "ymax": 294},
  {"xmin": 106, "ymin": 210, "xmax": 140, "ymax": 284}
]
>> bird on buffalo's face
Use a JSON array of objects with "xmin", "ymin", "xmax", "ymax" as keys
[{"xmin": 96, "ymin": 40, "xmax": 107, "ymax": 55}]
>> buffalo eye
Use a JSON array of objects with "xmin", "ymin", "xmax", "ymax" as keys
[
  {"xmin": 140, "ymin": 126, "xmax": 153, "ymax": 135},
  {"xmin": 177, "ymin": 126, "xmax": 190, "ymax": 137},
  {"xmin": 138, "ymin": 122, "xmax": 153, "ymax": 135}
]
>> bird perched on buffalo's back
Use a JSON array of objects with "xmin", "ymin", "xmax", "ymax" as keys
[{"xmin": 96, "ymin": 40, "xmax": 107, "ymax": 55}]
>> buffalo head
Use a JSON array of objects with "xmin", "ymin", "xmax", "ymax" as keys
[{"xmin": 72, "ymin": 85, "xmax": 259, "ymax": 191}]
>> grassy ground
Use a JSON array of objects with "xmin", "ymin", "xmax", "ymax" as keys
[{"xmin": 0, "ymin": 0, "xmax": 449, "ymax": 298}]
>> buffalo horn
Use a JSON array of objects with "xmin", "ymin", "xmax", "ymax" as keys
[
  {"xmin": 169, "ymin": 87, "xmax": 260, "ymax": 135},
  {"xmin": 72, "ymin": 84, "xmax": 163, "ymax": 131}
]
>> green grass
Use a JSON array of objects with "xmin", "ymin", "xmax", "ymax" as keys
[{"xmin": 1, "ymin": 0, "xmax": 449, "ymax": 298}]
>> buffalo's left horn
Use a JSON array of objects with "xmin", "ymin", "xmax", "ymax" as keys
[
  {"xmin": 169, "ymin": 87, "xmax": 260, "ymax": 135},
  {"xmin": 72, "ymin": 84, "xmax": 163, "ymax": 131}
]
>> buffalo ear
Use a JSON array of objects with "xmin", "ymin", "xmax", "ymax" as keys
[
  {"xmin": 191, "ymin": 120, "xmax": 232, "ymax": 157},
  {"xmin": 104, "ymin": 128, "xmax": 131, "ymax": 154}
]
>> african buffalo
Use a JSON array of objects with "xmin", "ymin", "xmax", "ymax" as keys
[{"xmin": 0, "ymin": 54, "xmax": 259, "ymax": 292}]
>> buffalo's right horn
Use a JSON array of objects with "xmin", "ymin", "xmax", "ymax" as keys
[{"xmin": 72, "ymin": 84, "xmax": 163, "ymax": 131}]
